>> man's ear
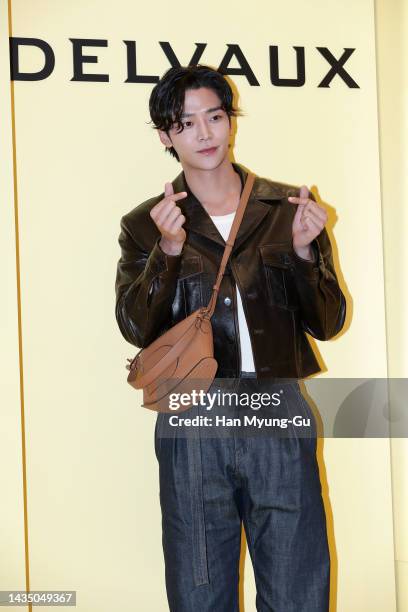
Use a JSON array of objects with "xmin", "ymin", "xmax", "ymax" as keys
[{"xmin": 158, "ymin": 129, "xmax": 173, "ymax": 148}]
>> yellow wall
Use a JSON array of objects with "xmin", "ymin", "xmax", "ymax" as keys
[
  {"xmin": 376, "ymin": 0, "xmax": 408, "ymax": 610},
  {"xmin": 0, "ymin": 0, "xmax": 404, "ymax": 610}
]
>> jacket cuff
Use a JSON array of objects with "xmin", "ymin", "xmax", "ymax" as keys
[
  {"xmin": 146, "ymin": 236, "xmax": 184, "ymax": 277},
  {"xmin": 291, "ymin": 241, "xmax": 320, "ymax": 280}
]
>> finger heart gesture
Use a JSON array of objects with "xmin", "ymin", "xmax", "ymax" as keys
[{"xmin": 288, "ymin": 185, "xmax": 328, "ymax": 253}]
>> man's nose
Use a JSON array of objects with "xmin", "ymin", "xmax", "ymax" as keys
[{"xmin": 197, "ymin": 118, "xmax": 211, "ymax": 141}]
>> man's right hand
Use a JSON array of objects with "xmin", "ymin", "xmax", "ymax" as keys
[{"xmin": 150, "ymin": 182, "xmax": 188, "ymax": 256}]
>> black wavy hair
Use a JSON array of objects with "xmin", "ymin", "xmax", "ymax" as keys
[{"xmin": 148, "ymin": 64, "xmax": 241, "ymax": 161}]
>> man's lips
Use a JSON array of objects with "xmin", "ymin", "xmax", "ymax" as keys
[{"xmin": 197, "ymin": 146, "xmax": 218, "ymax": 154}]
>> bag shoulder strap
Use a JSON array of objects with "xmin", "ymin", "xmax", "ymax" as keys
[{"xmin": 204, "ymin": 171, "xmax": 255, "ymax": 318}]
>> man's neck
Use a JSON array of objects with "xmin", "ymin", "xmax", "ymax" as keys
[{"xmin": 182, "ymin": 159, "xmax": 242, "ymax": 215}]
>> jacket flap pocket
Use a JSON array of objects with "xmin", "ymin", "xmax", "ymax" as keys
[
  {"xmin": 259, "ymin": 244, "xmax": 292, "ymax": 269},
  {"xmin": 178, "ymin": 255, "xmax": 203, "ymax": 279}
]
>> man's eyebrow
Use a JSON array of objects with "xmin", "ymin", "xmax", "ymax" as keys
[{"xmin": 180, "ymin": 106, "xmax": 223, "ymax": 119}]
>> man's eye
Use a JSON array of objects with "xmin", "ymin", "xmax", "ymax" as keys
[
  {"xmin": 182, "ymin": 121, "xmax": 193, "ymax": 128},
  {"xmin": 210, "ymin": 114, "xmax": 222, "ymax": 121}
]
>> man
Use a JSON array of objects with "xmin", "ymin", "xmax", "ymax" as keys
[{"xmin": 115, "ymin": 64, "xmax": 346, "ymax": 611}]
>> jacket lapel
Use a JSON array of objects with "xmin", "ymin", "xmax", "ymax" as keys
[{"xmin": 172, "ymin": 162, "xmax": 283, "ymax": 253}]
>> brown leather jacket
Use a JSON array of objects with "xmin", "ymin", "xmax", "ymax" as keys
[{"xmin": 115, "ymin": 162, "xmax": 346, "ymax": 379}]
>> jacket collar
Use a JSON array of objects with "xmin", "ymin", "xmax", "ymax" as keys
[{"xmin": 171, "ymin": 162, "xmax": 283, "ymax": 252}]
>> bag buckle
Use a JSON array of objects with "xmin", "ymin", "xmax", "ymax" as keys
[{"xmin": 195, "ymin": 307, "xmax": 210, "ymax": 328}]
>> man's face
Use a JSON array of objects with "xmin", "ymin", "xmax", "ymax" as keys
[{"xmin": 158, "ymin": 87, "xmax": 233, "ymax": 171}]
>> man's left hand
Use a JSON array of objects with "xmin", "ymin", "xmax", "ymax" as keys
[{"xmin": 288, "ymin": 185, "xmax": 328, "ymax": 260}]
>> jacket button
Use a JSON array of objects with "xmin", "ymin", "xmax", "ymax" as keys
[{"xmin": 224, "ymin": 297, "xmax": 231, "ymax": 306}]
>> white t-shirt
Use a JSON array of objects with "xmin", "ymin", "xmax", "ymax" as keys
[{"xmin": 209, "ymin": 211, "xmax": 256, "ymax": 372}]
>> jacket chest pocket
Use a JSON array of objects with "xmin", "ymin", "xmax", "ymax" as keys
[
  {"xmin": 259, "ymin": 245, "xmax": 299, "ymax": 311},
  {"xmin": 176, "ymin": 255, "xmax": 204, "ymax": 316}
]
